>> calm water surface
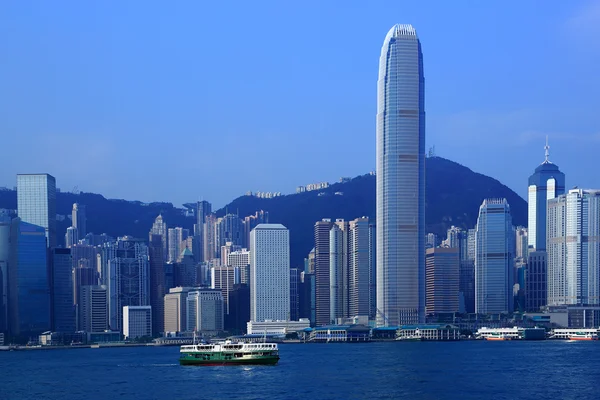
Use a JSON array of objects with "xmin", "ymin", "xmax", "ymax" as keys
[{"xmin": 2, "ymin": 341, "xmax": 599, "ymax": 400}]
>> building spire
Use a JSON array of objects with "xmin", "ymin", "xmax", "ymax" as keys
[{"xmin": 544, "ymin": 135, "xmax": 550, "ymax": 163}]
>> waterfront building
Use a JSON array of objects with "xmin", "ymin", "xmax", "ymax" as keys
[
  {"xmin": 228, "ymin": 284, "xmax": 250, "ymax": 334},
  {"xmin": 17, "ymin": 173, "xmax": 57, "ymax": 247},
  {"xmin": 123, "ymin": 305, "xmax": 152, "ymax": 339},
  {"xmin": 51, "ymin": 248, "xmax": 75, "ymax": 333},
  {"xmin": 314, "ymin": 219, "xmax": 334, "ymax": 325},
  {"xmin": 250, "ymin": 224, "xmax": 290, "ymax": 322},
  {"xmin": 475, "ymin": 199, "xmax": 515, "ymax": 314},
  {"xmin": 8, "ymin": 219, "xmax": 51, "ymax": 336},
  {"xmin": 65, "ymin": 226, "xmax": 78, "ymax": 248},
  {"xmin": 149, "ymin": 234, "xmax": 166, "ymax": 335},
  {"xmin": 528, "ymin": 140, "xmax": 565, "ymax": 251},
  {"xmin": 247, "ymin": 318, "xmax": 311, "ymax": 336},
  {"xmin": 149, "ymin": 215, "xmax": 168, "ymax": 260},
  {"xmin": 186, "ymin": 289, "xmax": 224, "ymax": 334},
  {"xmin": 164, "ymin": 287, "xmax": 194, "ymax": 334},
  {"xmin": 300, "ymin": 272, "xmax": 316, "ymax": 326},
  {"xmin": 445, "ymin": 226, "xmax": 474, "ymax": 314},
  {"xmin": 425, "ymin": 248, "xmax": 459, "ymax": 314},
  {"xmin": 106, "ymin": 237, "xmax": 149, "ymax": 332},
  {"xmin": 72, "ymin": 203, "xmax": 87, "ymax": 240},
  {"xmin": 329, "ymin": 219, "xmax": 349, "ymax": 322},
  {"xmin": 228, "ymin": 249, "xmax": 250, "ymax": 284},
  {"xmin": 290, "ymin": 268, "xmax": 300, "ymax": 322},
  {"xmin": 526, "ymin": 251, "xmax": 547, "ymax": 312},
  {"xmin": 348, "ymin": 217, "xmax": 372, "ymax": 318},
  {"xmin": 79, "ymin": 285, "xmax": 108, "ymax": 333},
  {"xmin": 376, "ymin": 25, "xmax": 425, "ymax": 326},
  {"xmin": 547, "ymin": 189, "xmax": 600, "ymax": 306},
  {"xmin": 397, "ymin": 324, "xmax": 461, "ymax": 341},
  {"xmin": 0, "ymin": 215, "xmax": 10, "ymax": 333}
]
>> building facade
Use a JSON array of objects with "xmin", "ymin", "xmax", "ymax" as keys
[
  {"xmin": 187, "ymin": 289, "xmax": 224, "ymax": 333},
  {"xmin": 475, "ymin": 199, "xmax": 515, "ymax": 314},
  {"xmin": 164, "ymin": 286, "xmax": 193, "ymax": 334},
  {"xmin": 527, "ymin": 142, "xmax": 565, "ymax": 251},
  {"xmin": 123, "ymin": 305, "xmax": 152, "ymax": 339},
  {"xmin": 17, "ymin": 174, "xmax": 57, "ymax": 248},
  {"xmin": 547, "ymin": 189, "xmax": 600, "ymax": 306},
  {"xmin": 425, "ymin": 248, "xmax": 459, "ymax": 314},
  {"xmin": 250, "ymin": 224, "xmax": 290, "ymax": 322},
  {"xmin": 376, "ymin": 24, "xmax": 425, "ymax": 326},
  {"xmin": 8, "ymin": 219, "xmax": 51, "ymax": 336},
  {"xmin": 149, "ymin": 234, "xmax": 166, "ymax": 335},
  {"xmin": 72, "ymin": 203, "xmax": 87, "ymax": 240},
  {"xmin": 51, "ymin": 248, "xmax": 75, "ymax": 333},
  {"xmin": 106, "ymin": 237, "xmax": 149, "ymax": 332},
  {"xmin": 314, "ymin": 219, "xmax": 333, "ymax": 326},
  {"xmin": 79, "ymin": 285, "xmax": 108, "ymax": 333}
]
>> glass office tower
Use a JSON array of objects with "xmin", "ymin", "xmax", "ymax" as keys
[
  {"xmin": 17, "ymin": 174, "xmax": 57, "ymax": 248},
  {"xmin": 376, "ymin": 24, "xmax": 425, "ymax": 325}
]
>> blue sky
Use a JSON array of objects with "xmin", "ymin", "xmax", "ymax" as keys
[{"xmin": 1, "ymin": 0, "xmax": 599, "ymax": 208}]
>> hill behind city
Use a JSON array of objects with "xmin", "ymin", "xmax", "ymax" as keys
[{"xmin": 0, "ymin": 156, "xmax": 527, "ymax": 267}]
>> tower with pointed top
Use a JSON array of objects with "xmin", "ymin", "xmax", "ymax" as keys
[
  {"xmin": 527, "ymin": 139, "xmax": 565, "ymax": 251},
  {"xmin": 376, "ymin": 24, "xmax": 426, "ymax": 326}
]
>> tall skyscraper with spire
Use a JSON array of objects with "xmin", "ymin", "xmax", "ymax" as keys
[
  {"xmin": 527, "ymin": 138, "xmax": 565, "ymax": 251},
  {"xmin": 376, "ymin": 24, "xmax": 425, "ymax": 325}
]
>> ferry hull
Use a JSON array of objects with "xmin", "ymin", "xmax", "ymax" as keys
[
  {"xmin": 568, "ymin": 337, "xmax": 598, "ymax": 341},
  {"xmin": 179, "ymin": 356, "xmax": 279, "ymax": 366}
]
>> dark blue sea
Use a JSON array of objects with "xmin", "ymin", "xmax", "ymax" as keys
[{"xmin": 2, "ymin": 341, "xmax": 599, "ymax": 400}]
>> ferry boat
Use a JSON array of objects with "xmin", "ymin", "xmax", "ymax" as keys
[
  {"xmin": 179, "ymin": 340, "xmax": 280, "ymax": 366},
  {"xmin": 568, "ymin": 332, "xmax": 599, "ymax": 341},
  {"xmin": 485, "ymin": 333, "xmax": 511, "ymax": 341}
]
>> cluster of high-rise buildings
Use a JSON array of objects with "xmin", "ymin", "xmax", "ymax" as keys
[{"xmin": 1, "ymin": 24, "xmax": 598, "ymax": 345}]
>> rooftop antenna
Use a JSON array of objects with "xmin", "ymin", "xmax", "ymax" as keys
[{"xmin": 544, "ymin": 136, "xmax": 550, "ymax": 163}]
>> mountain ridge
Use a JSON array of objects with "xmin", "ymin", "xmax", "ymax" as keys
[{"xmin": 0, "ymin": 157, "xmax": 527, "ymax": 267}]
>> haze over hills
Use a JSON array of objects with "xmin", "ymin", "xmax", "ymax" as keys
[{"xmin": 0, "ymin": 157, "xmax": 527, "ymax": 266}]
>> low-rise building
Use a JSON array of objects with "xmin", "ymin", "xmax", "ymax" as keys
[
  {"xmin": 246, "ymin": 319, "xmax": 311, "ymax": 336},
  {"xmin": 397, "ymin": 324, "xmax": 461, "ymax": 341},
  {"xmin": 123, "ymin": 306, "xmax": 152, "ymax": 340}
]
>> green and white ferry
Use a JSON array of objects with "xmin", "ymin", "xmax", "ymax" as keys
[{"xmin": 179, "ymin": 340, "xmax": 280, "ymax": 366}]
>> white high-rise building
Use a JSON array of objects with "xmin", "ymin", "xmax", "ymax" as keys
[
  {"xmin": 376, "ymin": 24, "xmax": 426, "ymax": 326},
  {"xmin": 475, "ymin": 199, "xmax": 515, "ymax": 314},
  {"xmin": 150, "ymin": 214, "xmax": 168, "ymax": 260},
  {"xmin": 250, "ymin": 224, "xmax": 290, "ymax": 322},
  {"xmin": 329, "ymin": 219, "xmax": 348, "ymax": 321},
  {"xmin": 349, "ymin": 217, "xmax": 372, "ymax": 318},
  {"xmin": 65, "ymin": 226, "xmax": 78, "ymax": 248},
  {"xmin": 72, "ymin": 203, "xmax": 87, "ymax": 240},
  {"xmin": 164, "ymin": 287, "xmax": 194, "ymax": 334},
  {"xmin": 547, "ymin": 189, "xmax": 600, "ymax": 306},
  {"xmin": 123, "ymin": 305, "xmax": 152, "ymax": 339}
]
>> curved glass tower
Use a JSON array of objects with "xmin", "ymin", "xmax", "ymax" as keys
[{"xmin": 376, "ymin": 24, "xmax": 425, "ymax": 326}]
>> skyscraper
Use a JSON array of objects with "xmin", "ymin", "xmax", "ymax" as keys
[
  {"xmin": 250, "ymin": 224, "xmax": 290, "ymax": 322},
  {"xmin": 348, "ymin": 217, "xmax": 372, "ymax": 318},
  {"xmin": 445, "ymin": 226, "xmax": 474, "ymax": 313},
  {"xmin": 314, "ymin": 219, "xmax": 333, "ymax": 325},
  {"xmin": 376, "ymin": 24, "xmax": 425, "ymax": 326},
  {"xmin": 17, "ymin": 174, "xmax": 57, "ymax": 248},
  {"xmin": 547, "ymin": 189, "xmax": 600, "ymax": 306},
  {"xmin": 187, "ymin": 289, "xmax": 224, "ymax": 333},
  {"xmin": 72, "ymin": 203, "xmax": 87, "ymax": 240},
  {"xmin": 65, "ymin": 226, "xmax": 78, "ymax": 248},
  {"xmin": 527, "ymin": 140, "xmax": 565, "ymax": 251},
  {"xmin": 51, "ymin": 248, "xmax": 75, "ymax": 333},
  {"xmin": 329, "ymin": 219, "xmax": 348, "ymax": 322},
  {"xmin": 79, "ymin": 285, "xmax": 108, "ymax": 333},
  {"xmin": 475, "ymin": 199, "xmax": 515, "ymax": 314},
  {"xmin": 8, "ymin": 219, "xmax": 51, "ymax": 336},
  {"xmin": 0, "ymin": 215, "xmax": 10, "ymax": 333},
  {"xmin": 150, "ymin": 215, "xmax": 168, "ymax": 261},
  {"xmin": 106, "ymin": 237, "xmax": 149, "ymax": 332},
  {"xmin": 425, "ymin": 247, "xmax": 459, "ymax": 314},
  {"xmin": 149, "ymin": 234, "xmax": 166, "ymax": 335}
]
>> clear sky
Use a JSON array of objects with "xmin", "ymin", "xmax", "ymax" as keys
[{"xmin": 1, "ymin": 1, "xmax": 598, "ymax": 208}]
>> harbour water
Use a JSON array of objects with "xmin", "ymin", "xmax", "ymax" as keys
[{"xmin": 2, "ymin": 341, "xmax": 600, "ymax": 400}]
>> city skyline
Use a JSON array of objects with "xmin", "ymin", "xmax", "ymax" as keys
[{"xmin": 1, "ymin": 1, "xmax": 599, "ymax": 207}]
